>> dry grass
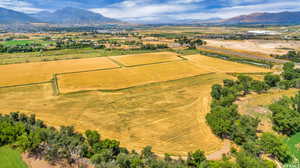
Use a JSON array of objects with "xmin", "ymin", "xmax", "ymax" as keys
[
  {"xmin": 58, "ymin": 61, "xmax": 211, "ymax": 93},
  {"xmin": 237, "ymin": 89, "xmax": 299, "ymax": 133},
  {"xmin": 111, "ymin": 52, "xmax": 181, "ymax": 66},
  {"xmin": 206, "ymin": 39, "xmax": 300, "ymax": 55},
  {"xmin": 0, "ymin": 57, "xmax": 118, "ymax": 86},
  {"xmin": 0, "ymin": 73, "xmax": 232, "ymax": 156},
  {"xmin": 237, "ymin": 89, "xmax": 298, "ymax": 116},
  {"xmin": 185, "ymin": 54, "xmax": 272, "ymax": 73}
]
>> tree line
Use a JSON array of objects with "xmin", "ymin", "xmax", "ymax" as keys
[{"xmin": 206, "ymin": 62, "xmax": 300, "ymax": 165}]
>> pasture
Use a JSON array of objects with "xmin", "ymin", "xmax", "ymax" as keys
[
  {"xmin": 0, "ymin": 50, "xmax": 274, "ymax": 156},
  {"xmin": 57, "ymin": 61, "xmax": 210, "ymax": 93},
  {"xmin": 0, "ymin": 146, "xmax": 28, "ymax": 168},
  {"xmin": 185, "ymin": 54, "xmax": 272, "ymax": 73},
  {"xmin": 111, "ymin": 52, "xmax": 182, "ymax": 66},
  {"xmin": 0, "ymin": 57, "xmax": 118, "ymax": 87},
  {"xmin": 0, "ymin": 73, "xmax": 231, "ymax": 156}
]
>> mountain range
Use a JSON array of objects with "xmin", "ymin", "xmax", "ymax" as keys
[
  {"xmin": 0, "ymin": 7, "xmax": 38, "ymax": 24},
  {"xmin": 30, "ymin": 7, "xmax": 118, "ymax": 25},
  {"xmin": 0, "ymin": 7, "xmax": 300, "ymax": 25},
  {"xmin": 0, "ymin": 7, "xmax": 119, "ymax": 25},
  {"xmin": 221, "ymin": 11, "xmax": 300, "ymax": 25}
]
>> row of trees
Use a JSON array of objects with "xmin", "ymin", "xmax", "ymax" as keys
[
  {"xmin": 0, "ymin": 111, "xmax": 285, "ymax": 168},
  {"xmin": 269, "ymin": 92, "xmax": 300, "ymax": 136},
  {"xmin": 206, "ymin": 73, "xmax": 292, "ymax": 164},
  {"xmin": 175, "ymin": 37, "xmax": 207, "ymax": 49},
  {"xmin": 0, "ymin": 44, "xmax": 46, "ymax": 53},
  {"xmin": 275, "ymin": 50, "xmax": 300, "ymax": 62}
]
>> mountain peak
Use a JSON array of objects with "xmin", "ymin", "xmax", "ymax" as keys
[
  {"xmin": 0, "ymin": 7, "xmax": 38, "ymax": 24},
  {"xmin": 31, "ymin": 7, "xmax": 119, "ymax": 25}
]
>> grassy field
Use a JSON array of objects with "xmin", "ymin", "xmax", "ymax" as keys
[
  {"xmin": 0, "ymin": 73, "xmax": 233, "ymax": 156},
  {"xmin": 0, "ymin": 40, "xmax": 54, "ymax": 46},
  {"xmin": 284, "ymin": 133, "xmax": 300, "ymax": 162},
  {"xmin": 57, "ymin": 61, "xmax": 210, "ymax": 93},
  {"xmin": 111, "ymin": 52, "xmax": 182, "ymax": 66},
  {"xmin": 0, "ymin": 57, "xmax": 119, "ymax": 86},
  {"xmin": 0, "ymin": 146, "xmax": 27, "ymax": 168},
  {"xmin": 185, "ymin": 54, "xmax": 272, "ymax": 73},
  {"xmin": 0, "ymin": 50, "xmax": 274, "ymax": 156}
]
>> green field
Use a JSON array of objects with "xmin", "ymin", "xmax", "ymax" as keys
[
  {"xmin": 285, "ymin": 133, "xmax": 300, "ymax": 162},
  {"xmin": 0, "ymin": 40, "xmax": 54, "ymax": 46},
  {"xmin": 0, "ymin": 146, "xmax": 27, "ymax": 168},
  {"xmin": 1, "ymin": 40, "xmax": 36, "ymax": 46}
]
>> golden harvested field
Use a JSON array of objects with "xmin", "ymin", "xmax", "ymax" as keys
[
  {"xmin": 0, "ymin": 50, "xmax": 274, "ymax": 157},
  {"xmin": 0, "ymin": 73, "xmax": 232, "ymax": 156},
  {"xmin": 58, "ymin": 61, "xmax": 211, "ymax": 93},
  {"xmin": 0, "ymin": 57, "xmax": 118, "ymax": 86},
  {"xmin": 185, "ymin": 54, "xmax": 272, "ymax": 73},
  {"xmin": 111, "ymin": 52, "xmax": 181, "ymax": 66}
]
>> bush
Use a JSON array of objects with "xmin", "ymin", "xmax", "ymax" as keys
[{"xmin": 264, "ymin": 74, "xmax": 281, "ymax": 87}]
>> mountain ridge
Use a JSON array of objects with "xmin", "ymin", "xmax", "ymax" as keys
[
  {"xmin": 222, "ymin": 11, "xmax": 300, "ymax": 24},
  {"xmin": 0, "ymin": 7, "xmax": 39, "ymax": 24},
  {"xmin": 31, "ymin": 7, "xmax": 120, "ymax": 25}
]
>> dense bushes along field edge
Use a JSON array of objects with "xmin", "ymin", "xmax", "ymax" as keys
[{"xmin": 206, "ymin": 62, "xmax": 300, "ymax": 166}]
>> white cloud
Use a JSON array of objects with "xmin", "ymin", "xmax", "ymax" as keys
[
  {"xmin": 0, "ymin": 0, "xmax": 44, "ymax": 13},
  {"xmin": 173, "ymin": 0, "xmax": 204, "ymax": 4},
  {"xmin": 174, "ymin": 1, "xmax": 300, "ymax": 20},
  {"xmin": 90, "ymin": 0, "xmax": 197, "ymax": 20}
]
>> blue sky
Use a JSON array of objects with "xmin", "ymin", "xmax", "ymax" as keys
[{"xmin": 1, "ymin": 0, "xmax": 300, "ymax": 22}]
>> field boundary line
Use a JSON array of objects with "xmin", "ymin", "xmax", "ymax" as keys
[
  {"xmin": 227, "ymin": 72, "xmax": 270, "ymax": 76},
  {"xmin": 107, "ymin": 57, "xmax": 126, "ymax": 67},
  {"xmin": 51, "ymin": 74, "xmax": 60, "ymax": 96},
  {"xmin": 55, "ymin": 66, "xmax": 122, "ymax": 76},
  {"xmin": 123, "ymin": 59, "xmax": 186, "ymax": 68},
  {"xmin": 0, "ymin": 81, "xmax": 52, "ymax": 89},
  {"xmin": 59, "ymin": 72, "xmax": 216, "ymax": 95}
]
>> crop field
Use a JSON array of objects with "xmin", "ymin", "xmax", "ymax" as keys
[
  {"xmin": 185, "ymin": 54, "xmax": 272, "ymax": 73},
  {"xmin": 0, "ymin": 57, "xmax": 118, "ymax": 86},
  {"xmin": 0, "ymin": 48, "xmax": 275, "ymax": 157},
  {"xmin": 57, "ymin": 61, "xmax": 211, "ymax": 93},
  {"xmin": 0, "ymin": 146, "xmax": 28, "ymax": 168},
  {"xmin": 0, "ymin": 73, "xmax": 233, "ymax": 156},
  {"xmin": 110, "ymin": 52, "xmax": 182, "ymax": 66}
]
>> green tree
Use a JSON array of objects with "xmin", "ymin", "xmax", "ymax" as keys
[
  {"xmin": 211, "ymin": 84, "xmax": 222, "ymax": 100},
  {"xmin": 259, "ymin": 133, "xmax": 292, "ymax": 163},
  {"xmin": 251, "ymin": 80, "xmax": 269, "ymax": 94},
  {"xmin": 264, "ymin": 74, "xmax": 280, "ymax": 87},
  {"xmin": 238, "ymin": 75, "xmax": 253, "ymax": 95},
  {"xmin": 187, "ymin": 150, "xmax": 206, "ymax": 167},
  {"xmin": 85, "ymin": 130, "xmax": 100, "ymax": 146}
]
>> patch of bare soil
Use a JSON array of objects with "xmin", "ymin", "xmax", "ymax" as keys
[{"xmin": 22, "ymin": 153, "xmax": 94, "ymax": 168}]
